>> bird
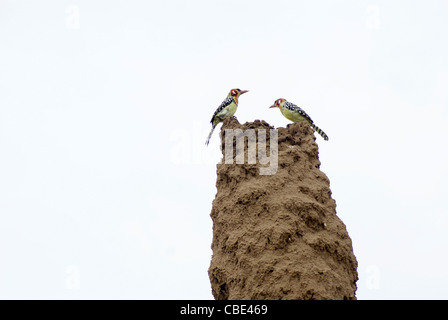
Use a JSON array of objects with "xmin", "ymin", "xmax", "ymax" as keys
[
  {"xmin": 269, "ymin": 98, "xmax": 329, "ymax": 141},
  {"xmin": 205, "ymin": 88, "xmax": 249, "ymax": 145}
]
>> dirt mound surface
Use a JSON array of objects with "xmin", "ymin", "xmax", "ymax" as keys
[{"xmin": 208, "ymin": 117, "xmax": 358, "ymax": 300}]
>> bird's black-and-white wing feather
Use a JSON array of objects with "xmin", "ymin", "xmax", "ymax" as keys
[
  {"xmin": 210, "ymin": 97, "xmax": 234, "ymax": 124},
  {"xmin": 283, "ymin": 101, "xmax": 314, "ymax": 124}
]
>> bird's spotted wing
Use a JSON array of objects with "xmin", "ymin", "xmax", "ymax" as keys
[
  {"xmin": 210, "ymin": 96, "xmax": 234, "ymax": 124},
  {"xmin": 284, "ymin": 101, "xmax": 314, "ymax": 124}
]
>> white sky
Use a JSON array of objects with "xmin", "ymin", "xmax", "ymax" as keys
[{"xmin": 1, "ymin": 0, "xmax": 447, "ymax": 299}]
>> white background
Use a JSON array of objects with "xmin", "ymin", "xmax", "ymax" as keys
[{"xmin": 1, "ymin": 0, "xmax": 447, "ymax": 299}]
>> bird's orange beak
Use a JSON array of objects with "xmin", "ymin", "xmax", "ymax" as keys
[
  {"xmin": 269, "ymin": 104, "xmax": 276, "ymax": 108},
  {"xmin": 240, "ymin": 90, "xmax": 249, "ymax": 95}
]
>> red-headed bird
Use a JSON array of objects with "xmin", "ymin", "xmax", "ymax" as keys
[
  {"xmin": 269, "ymin": 98, "xmax": 329, "ymax": 141},
  {"xmin": 205, "ymin": 88, "xmax": 249, "ymax": 145}
]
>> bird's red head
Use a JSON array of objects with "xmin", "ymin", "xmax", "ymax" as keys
[
  {"xmin": 229, "ymin": 88, "xmax": 249, "ymax": 97},
  {"xmin": 269, "ymin": 98, "xmax": 286, "ymax": 110}
]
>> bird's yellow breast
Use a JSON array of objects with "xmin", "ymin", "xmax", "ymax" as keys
[
  {"xmin": 226, "ymin": 102, "xmax": 238, "ymax": 117},
  {"xmin": 281, "ymin": 107, "xmax": 306, "ymax": 123},
  {"xmin": 217, "ymin": 101, "xmax": 237, "ymax": 118},
  {"xmin": 211, "ymin": 100, "xmax": 238, "ymax": 126}
]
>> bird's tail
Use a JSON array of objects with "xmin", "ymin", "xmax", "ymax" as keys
[
  {"xmin": 311, "ymin": 123, "xmax": 329, "ymax": 141},
  {"xmin": 205, "ymin": 125, "xmax": 216, "ymax": 146}
]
